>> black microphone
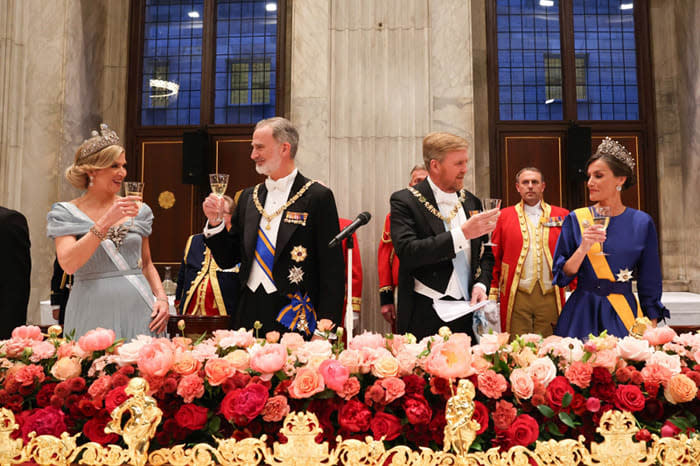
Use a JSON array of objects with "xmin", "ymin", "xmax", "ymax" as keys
[{"xmin": 328, "ymin": 212, "xmax": 372, "ymax": 248}]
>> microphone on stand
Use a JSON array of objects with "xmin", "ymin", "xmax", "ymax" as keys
[{"xmin": 328, "ymin": 212, "xmax": 372, "ymax": 248}]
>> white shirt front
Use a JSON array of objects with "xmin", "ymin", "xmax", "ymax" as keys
[{"xmin": 204, "ymin": 168, "xmax": 298, "ymax": 294}]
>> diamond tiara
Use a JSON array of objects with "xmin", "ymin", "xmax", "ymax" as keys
[
  {"xmin": 78, "ymin": 123, "xmax": 121, "ymax": 160},
  {"xmin": 596, "ymin": 137, "xmax": 635, "ymax": 171}
]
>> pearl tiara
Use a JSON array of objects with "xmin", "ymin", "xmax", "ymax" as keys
[
  {"xmin": 78, "ymin": 123, "xmax": 121, "ymax": 160},
  {"xmin": 596, "ymin": 137, "xmax": 635, "ymax": 171}
]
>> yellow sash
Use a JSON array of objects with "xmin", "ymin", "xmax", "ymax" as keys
[{"xmin": 574, "ymin": 207, "xmax": 640, "ymax": 330}]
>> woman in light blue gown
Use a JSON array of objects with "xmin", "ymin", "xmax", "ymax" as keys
[
  {"xmin": 552, "ymin": 137, "xmax": 668, "ymax": 340},
  {"xmin": 47, "ymin": 124, "xmax": 169, "ymax": 341}
]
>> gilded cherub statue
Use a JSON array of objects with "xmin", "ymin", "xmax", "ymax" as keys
[{"xmin": 443, "ymin": 379, "xmax": 480, "ymax": 456}]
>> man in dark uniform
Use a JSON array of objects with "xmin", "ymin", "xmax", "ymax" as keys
[
  {"xmin": 202, "ymin": 117, "xmax": 345, "ymax": 336},
  {"xmin": 176, "ymin": 195, "xmax": 240, "ymax": 319},
  {"xmin": 390, "ymin": 132, "xmax": 498, "ymax": 341},
  {"xmin": 0, "ymin": 206, "xmax": 31, "ymax": 338}
]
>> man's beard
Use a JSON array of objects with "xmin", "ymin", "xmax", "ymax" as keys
[{"xmin": 255, "ymin": 156, "xmax": 281, "ymax": 176}]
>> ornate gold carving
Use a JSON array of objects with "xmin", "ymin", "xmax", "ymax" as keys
[
  {"xmin": 158, "ymin": 190, "xmax": 176, "ymax": 209},
  {"xmin": 1, "ymin": 387, "xmax": 699, "ymax": 466}
]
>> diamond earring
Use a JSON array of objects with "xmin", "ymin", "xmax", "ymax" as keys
[
  {"xmin": 89, "ymin": 175, "xmax": 94, "ymax": 187},
  {"xmin": 616, "ymin": 185, "xmax": 622, "ymax": 192}
]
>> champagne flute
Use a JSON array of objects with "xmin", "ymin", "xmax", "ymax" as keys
[
  {"xmin": 592, "ymin": 205, "xmax": 611, "ymax": 256},
  {"xmin": 482, "ymin": 198, "xmax": 501, "ymax": 247},
  {"xmin": 209, "ymin": 173, "xmax": 229, "ymax": 222},
  {"xmin": 123, "ymin": 181, "xmax": 144, "ymax": 222}
]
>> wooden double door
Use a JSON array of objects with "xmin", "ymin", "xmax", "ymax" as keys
[{"xmin": 127, "ymin": 131, "xmax": 263, "ymax": 275}]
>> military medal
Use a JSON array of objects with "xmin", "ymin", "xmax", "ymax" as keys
[
  {"xmin": 291, "ymin": 245, "xmax": 307, "ymax": 262},
  {"xmin": 288, "ymin": 266, "xmax": 304, "ymax": 284},
  {"xmin": 616, "ymin": 268, "xmax": 633, "ymax": 282}
]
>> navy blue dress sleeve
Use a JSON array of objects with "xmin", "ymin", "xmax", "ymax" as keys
[
  {"xmin": 552, "ymin": 212, "xmax": 578, "ymax": 288},
  {"xmin": 636, "ymin": 216, "xmax": 670, "ymax": 321}
]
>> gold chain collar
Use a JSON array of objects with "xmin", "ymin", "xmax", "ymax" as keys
[
  {"xmin": 408, "ymin": 187, "xmax": 467, "ymax": 224},
  {"xmin": 253, "ymin": 180, "xmax": 316, "ymax": 230}
]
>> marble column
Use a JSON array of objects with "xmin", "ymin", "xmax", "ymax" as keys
[{"xmin": 0, "ymin": 0, "xmax": 129, "ymax": 325}]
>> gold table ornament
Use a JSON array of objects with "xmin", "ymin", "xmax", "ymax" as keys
[{"xmin": 1, "ymin": 377, "xmax": 699, "ymax": 465}]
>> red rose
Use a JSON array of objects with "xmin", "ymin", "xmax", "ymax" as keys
[
  {"xmin": 545, "ymin": 376, "xmax": 575, "ymax": 411},
  {"xmin": 68, "ymin": 377, "xmax": 86, "ymax": 393},
  {"xmin": 472, "ymin": 400, "xmax": 489, "ymax": 434},
  {"xmin": 635, "ymin": 428, "xmax": 651, "ymax": 442},
  {"xmin": 591, "ymin": 367, "xmax": 612, "ymax": 385},
  {"xmin": 429, "ymin": 377, "xmax": 453, "ymax": 399},
  {"xmin": 613, "ymin": 384, "xmax": 645, "ymax": 412},
  {"xmin": 175, "ymin": 403, "xmax": 209, "ymax": 430},
  {"xmin": 590, "ymin": 380, "xmax": 616, "ymax": 402},
  {"xmin": 19, "ymin": 407, "xmax": 67, "ymax": 442},
  {"xmin": 505, "ymin": 414, "xmax": 539, "ymax": 448},
  {"xmin": 571, "ymin": 393, "xmax": 587, "ymax": 416},
  {"xmin": 338, "ymin": 399, "xmax": 372, "ymax": 432},
  {"xmin": 403, "ymin": 375, "xmax": 427, "ymax": 396},
  {"xmin": 78, "ymin": 397, "xmax": 99, "ymax": 417},
  {"xmin": 639, "ymin": 398, "xmax": 664, "ymax": 422},
  {"xmin": 83, "ymin": 412, "xmax": 119, "ymax": 445},
  {"xmin": 220, "ymin": 383, "xmax": 268, "ymax": 425},
  {"xmin": 429, "ymin": 410, "xmax": 447, "ymax": 445},
  {"xmin": 104, "ymin": 386, "xmax": 129, "ymax": 413},
  {"xmin": 370, "ymin": 412, "xmax": 402, "ymax": 441},
  {"xmin": 403, "ymin": 395, "xmax": 432, "ymax": 425}
]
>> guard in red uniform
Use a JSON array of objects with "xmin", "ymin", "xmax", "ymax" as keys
[
  {"xmin": 377, "ymin": 165, "xmax": 428, "ymax": 331},
  {"xmin": 489, "ymin": 168, "xmax": 570, "ymax": 337}
]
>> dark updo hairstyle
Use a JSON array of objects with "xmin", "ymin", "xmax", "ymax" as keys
[{"xmin": 585, "ymin": 137, "xmax": 636, "ymax": 190}]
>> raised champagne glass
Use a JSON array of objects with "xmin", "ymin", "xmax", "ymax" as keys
[
  {"xmin": 482, "ymin": 198, "xmax": 501, "ymax": 247},
  {"xmin": 209, "ymin": 173, "xmax": 229, "ymax": 222},
  {"xmin": 123, "ymin": 181, "xmax": 144, "ymax": 217},
  {"xmin": 592, "ymin": 205, "xmax": 611, "ymax": 255}
]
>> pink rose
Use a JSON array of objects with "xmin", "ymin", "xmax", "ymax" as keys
[
  {"xmin": 565, "ymin": 361, "xmax": 593, "ymax": 389},
  {"xmin": 527, "ymin": 357, "xmax": 557, "ymax": 386},
  {"xmin": 29, "ymin": 340, "xmax": 56, "ymax": 362},
  {"xmin": 288, "ymin": 367, "xmax": 325, "ymax": 398},
  {"xmin": 137, "ymin": 339, "xmax": 175, "ymax": 378},
  {"xmin": 204, "ymin": 358, "xmax": 235, "ymax": 386},
  {"xmin": 214, "ymin": 329, "xmax": 255, "ymax": 349},
  {"xmin": 280, "ymin": 332, "xmax": 305, "ymax": 352},
  {"xmin": 172, "ymin": 350, "xmax": 201, "ymax": 376},
  {"xmin": 647, "ymin": 352, "xmax": 682, "ymax": 375},
  {"xmin": 586, "ymin": 396, "xmax": 601, "ymax": 412},
  {"xmin": 478, "ymin": 333, "xmax": 509, "ymax": 355},
  {"xmin": 371, "ymin": 354, "xmax": 400, "ymax": 378},
  {"xmin": 177, "ymin": 373, "xmax": 205, "ymax": 403},
  {"xmin": 294, "ymin": 340, "xmax": 332, "ymax": 364},
  {"xmin": 643, "ymin": 327, "xmax": 677, "ymax": 346},
  {"xmin": 509, "ymin": 368, "xmax": 534, "ymax": 399},
  {"xmin": 379, "ymin": 377, "xmax": 406, "ymax": 403},
  {"xmin": 348, "ymin": 331, "xmax": 386, "ymax": 350},
  {"xmin": 337, "ymin": 376, "xmax": 361, "ymax": 400},
  {"xmin": 114, "ymin": 335, "xmax": 153, "ymax": 365},
  {"xmin": 317, "ymin": 319, "xmax": 335, "ymax": 332},
  {"xmin": 337, "ymin": 349, "xmax": 361, "ymax": 373},
  {"xmin": 261, "ymin": 395, "xmax": 290, "ymax": 422},
  {"xmin": 250, "ymin": 343, "xmax": 287, "ymax": 377},
  {"xmin": 520, "ymin": 333, "xmax": 542, "ymax": 344},
  {"xmin": 88, "ymin": 375, "xmax": 112, "ymax": 400},
  {"xmin": 477, "ymin": 369, "xmax": 508, "ymax": 399},
  {"xmin": 396, "ymin": 349, "xmax": 418, "ymax": 376},
  {"xmin": 318, "ymin": 359, "xmax": 350, "ymax": 392},
  {"xmin": 50, "ymin": 357, "xmax": 82, "ymax": 381},
  {"xmin": 224, "ymin": 349, "xmax": 251, "ymax": 371},
  {"xmin": 617, "ymin": 336, "xmax": 653, "ymax": 362},
  {"xmin": 423, "ymin": 334, "xmax": 473, "ymax": 379},
  {"xmin": 78, "ymin": 328, "xmax": 116, "ymax": 353},
  {"xmin": 265, "ymin": 331, "xmax": 281, "ymax": 343},
  {"xmin": 589, "ymin": 348, "xmax": 619, "ymax": 372},
  {"xmin": 11, "ymin": 325, "xmax": 43, "ymax": 341}
]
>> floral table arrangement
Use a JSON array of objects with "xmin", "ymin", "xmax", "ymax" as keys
[{"xmin": 0, "ymin": 320, "xmax": 698, "ymax": 459}]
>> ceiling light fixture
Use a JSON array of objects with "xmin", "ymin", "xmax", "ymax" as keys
[
  {"xmin": 188, "ymin": 11, "xmax": 200, "ymax": 18},
  {"xmin": 265, "ymin": 3, "xmax": 277, "ymax": 12}
]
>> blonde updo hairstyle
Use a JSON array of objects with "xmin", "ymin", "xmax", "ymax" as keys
[{"xmin": 65, "ymin": 144, "xmax": 125, "ymax": 190}]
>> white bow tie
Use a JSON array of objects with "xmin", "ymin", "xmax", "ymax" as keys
[
  {"xmin": 265, "ymin": 178, "xmax": 288, "ymax": 192},
  {"xmin": 434, "ymin": 191, "xmax": 458, "ymax": 206}
]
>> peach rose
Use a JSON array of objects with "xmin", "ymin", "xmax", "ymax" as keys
[
  {"xmin": 337, "ymin": 376, "xmax": 361, "ymax": 400},
  {"xmin": 137, "ymin": 339, "xmax": 175, "ymax": 378},
  {"xmin": 648, "ymin": 351, "xmax": 682, "ymax": 375},
  {"xmin": 396, "ymin": 349, "xmax": 418, "ymax": 376},
  {"xmin": 317, "ymin": 319, "xmax": 335, "ymax": 332},
  {"xmin": 224, "ymin": 349, "xmax": 251, "ymax": 371},
  {"xmin": 191, "ymin": 341, "xmax": 218, "ymax": 361},
  {"xmin": 294, "ymin": 340, "xmax": 332, "ymax": 364},
  {"xmin": 337, "ymin": 349, "xmax": 361, "ymax": 373},
  {"xmin": 509, "ymin": 368, "xmax": 534, "ymax": 399},
  {"xmin": 379, "ymin": 377, "xmax": 406, "ymax": 403},
  {"xmin": 372, "ymin": 354, "xmax": 400, "ymax": 378},
  {"xmin": 643, "ymin": 327, "xmax": 677, "ymax": 346},
  {"xmin": 50, "ymin": 357, "xmax": 82, "ymax": 380},
  {"xmin": 520, "ymin": 333, "xmax": 543, "ymax": 345},
  {"xmin": 288, "ymin": 366, "xmax": 325, "ymax": 399},
  {"xmin": 589, "ymin": 348, "xmax": 619, "ymax": 372},
  {"xmin": 565, "ymin": 361, "xmax": 593, "ymax": 389},
  {"xmin": 11, "ymin": 325, "xmax": 43, "ymax": 341},
  {"xmin": 265, "ymin": 331, "xmax": 281, "ymax": 344},
  {"xmin": 527, "ymin": 357, "xmax": 557, "ymax": 386},
  {"xmin": 177, "ymin": 373, "xmax": 205, "ymax": 403},
  {"xmin": 171, "ymin": 337, "xmax": 192, "ymax": 351},
  {"xmin": 250, "ymin": 343, "xmax": 287, "ymax": 376},
  {"xmin": 204, "ymin": 358, "xmax": 235, "ymax": 386},
  {"xmin": 214, "ymin": 329, "xmax": 255, "ymax": 349},
  {"xmin": 471, "ymin": 355, "xmax": 493, "ymax": 374},
  {"xmin": 477, "ymin": 369, "xmax": 508, "ymax": 399},
  {"xmin": 664, "ymin": 373, "xmax": 698, "ymax": 404},
  {"xmin": 115, "ymin": 335, "xmax": 153, "ymax": 365},
  {"xmin": 172, "ymin": 350, "xmax": 201, "ymax": 376},
  {"xmin": 511, "ymin": 346, "xmax": 537, "ymax": 368},
  {"xmin": 280, "ymin": 332, "xmax": 305, "ymax": 352},
  {"xmin": 261, "ymin": 395, "xmax": 290, "ymax": 422},
  {"xmin": 319, "ymin": 359, "xmax": 350, "ymax": 392},
  {"xmin": 423, "ymin": 334, "xmax": 473, "ymax": 379},
  {"xmin": 617, "ymin": 336, "xmax": 653, "ymax": 362},
  {"xmin": 348, "ymin": 331, "xmax": 386, "ymax": 350},
  {"xmin": 478, "ymin": 333, "xmax": 510, "ymax": 355}
]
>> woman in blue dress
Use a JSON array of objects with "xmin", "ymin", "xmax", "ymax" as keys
[
  {"xmin": 47, "ymin": 124, "xmax": 169, "ymax": 341},
  {"xmin": 553, "ymin": 137, "xmax": 669, "ymax": 340}
]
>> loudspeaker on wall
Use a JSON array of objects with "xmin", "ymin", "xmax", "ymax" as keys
[
  {"xmin": 566, "ymin": 125, "xmax": 592, "ymax": 181},
  {"xmin": 182, "ymin": 130, "xmax": 209, "ymax": 184}
]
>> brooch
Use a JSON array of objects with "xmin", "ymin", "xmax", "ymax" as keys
[
  {"xmin": 291, "ymin": 245, "xmax": 307, "ymax": 263},
  {"xmin": 616, "ymin": 268, "xmax": 633, "ymax": 282},
  {"xmin": 107, "ymin": 223, "xmax": 130, "ymax": 249},
  {"xmin": 288, "ymin": 266, "xmax": 304, "ymax": 284}
]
